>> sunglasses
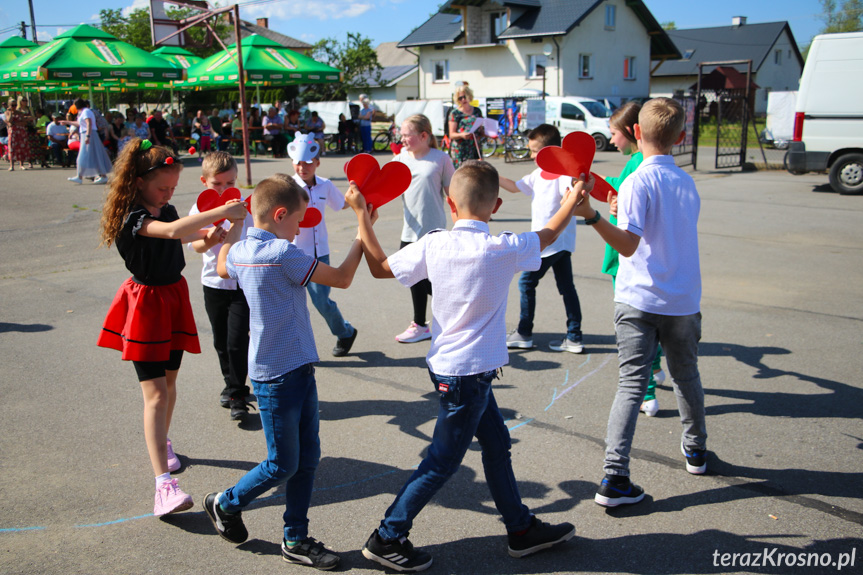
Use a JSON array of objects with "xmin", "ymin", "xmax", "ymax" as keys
[{"xmin": 457, "ymin": 95, "xmax": 468, "ymax": 101}]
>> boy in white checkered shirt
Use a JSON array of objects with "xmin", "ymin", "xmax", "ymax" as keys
[{"xmin": 353, "ymin": 160, "xmax": 592, "ymax": 572}]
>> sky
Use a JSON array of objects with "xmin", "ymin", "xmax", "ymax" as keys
[{"xmin": 0, "ymin": 0, "xmax": 828, "ymax": 49}]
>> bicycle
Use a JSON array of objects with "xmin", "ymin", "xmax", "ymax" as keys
[
  {"xmin": 478, "ymin": 115, "xmax": 529, "ymax": 159},
  {"xmin": 373, "ymin": 121, "xmax": 401, "ymax": 152}
]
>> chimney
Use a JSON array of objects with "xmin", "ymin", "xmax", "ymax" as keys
[
  {"xmin": 256, "ymin": 17, "xmax": 269, "ymax": 29},
  {"xmin": 732, "ymin": 16, "xmax": 747, "ymax": 27}
]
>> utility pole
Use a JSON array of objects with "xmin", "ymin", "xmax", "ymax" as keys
[{"xmin": 28, "ymin": 0, "xmax": 38, "ymax": 42}]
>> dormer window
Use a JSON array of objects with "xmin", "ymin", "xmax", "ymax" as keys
[
  {"xmin": 682, "ymin": 49, "xmax": 695, "ymax": 60},
  {"xmin": 491, "ymin": 12, "xmax": 507, "ymax": 43}
]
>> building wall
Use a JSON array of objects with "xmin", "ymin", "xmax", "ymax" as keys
[
  {"xmin": 751, "ymin": 28, "xmax": 802, "ymax": 114},
  {"xmin": 416, "ymin": 0, "xmax": 650, "ymax": 101}
]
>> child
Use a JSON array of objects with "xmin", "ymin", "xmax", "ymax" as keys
[
  {"xmin": 500, "ymin": 124, "xmax": 584, "ymax": 353},
  {"xmin": 205, "ymin": 174, "xmax": 368, "ymax": 569},
  {"xmin": 390, "ymin": 114, "xmax": 455, "ymax": 343},
  {"xmin": 197, "ymin": 113, "xmax": 212, "ymax": 157},
  {"xmin": 96, "ymin": 138, "xmax": 248, "ymax": 516},
  {"xmin": 572, "ymin": 98, "xmax": 708, "ymax": 507},
  {"xmin": 354, "ymin": 160, "xmax": 586, "ymax": 571},
  {"xmin": 188, "ymin": 151, "xmax": 255, "ymax": 420},
  {"xmin": 288, "ymin": 133, "xmax": 359, "ymax": 357},
  {"xmin": 599, "ymin": 102, "xmax": 665, "ymax": 417},
  {"xmin": 117, "ymin": 127, "xmax": 133, "ymax": 155}
]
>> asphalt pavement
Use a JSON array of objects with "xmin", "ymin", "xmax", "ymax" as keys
[{"xmin": 0, "ymin": 149, "xmax": 861, "ymax": 575}]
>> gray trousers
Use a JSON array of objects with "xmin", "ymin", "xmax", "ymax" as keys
[{"xmin": 604, "ymin": 302, "xmax": 707, "ymax": 476}]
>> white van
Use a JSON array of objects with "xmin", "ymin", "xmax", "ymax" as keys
[
  {"xmin": 543, "ymin": 97, "xmax": 613, "ymax": 151},
  {"xmin": 786, "ymin": 32, "xmax": 863, "ymax": 195}
]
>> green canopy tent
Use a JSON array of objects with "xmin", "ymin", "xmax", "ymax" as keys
[
  {"xmin": 0, "ymin": 24, "xmax": 183, "ymax": 100},
  {"xmin": 0, "ymin": 36, "xmax": 39, "ymax": 66},
  {"xmin": 151, "ymin": 46, "xmax": 204, "ymax": 117}
]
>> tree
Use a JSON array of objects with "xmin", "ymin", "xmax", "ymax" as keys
[
  {"xmin": 820, "ymin": 0, "xmax": 863, "ymax": 33},
  {"xmin": 300, "ymin": 32, "xmax": 382, "ymax": 102},
  {"xmin": 661, "ymin": 21, "xmax": 677, "ymax": 30},
  {"xmin": 164, "ymin": 5, "xmax": 231, "ymax": 59},
  {"xmin": 99, "ymin": 8, "xmax": 154, "ymax": 51}
]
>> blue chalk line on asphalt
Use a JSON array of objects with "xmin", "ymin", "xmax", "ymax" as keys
[{"xmin": 5, "ymin": 361, "xmax": 602, "ymax": 533}]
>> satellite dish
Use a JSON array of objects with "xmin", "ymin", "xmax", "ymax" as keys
[{"xmin": 543, "ymin": 43, "xmax": 554, "ymax": 57}]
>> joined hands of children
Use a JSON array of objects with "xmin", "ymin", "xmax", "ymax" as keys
[
  {"xmin": 563, "ymin": 173, "xmax": 595, "ymax": 216},
  {"xmin": 222, "ymin": 198, "xmax": 248, "ymax": 223}
]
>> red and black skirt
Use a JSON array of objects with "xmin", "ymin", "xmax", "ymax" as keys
[{"xmin": 97, "ymin": 276, "xmax": 201, "ymax": 362}]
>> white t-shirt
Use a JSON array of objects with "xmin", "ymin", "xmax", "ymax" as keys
[
  {"xmin": 46, "ymin": 122, "xmax": 68, "ymax": 141},
  {"xmin": 515, "ymin": 167, "xmax": 576, "ymax": 257},
  {"xmin": 290, "ymin": 173, "xmax": 345, "ymax": 259},
  {"xmin": 78, "ymin": 108, "xmax": 96, "ymax": 137},
  {"xmin": 387, "ymin": 220, "xmax": 541, "ymax": 376},
  {"xmin": 393, "ymin": 148, "xmax": 455, "ymax": 243},
  {"xmin": 615, "ymin": 155, "xmax": 701, "ymax": 316},
  {"xmin": 188, "ymin": 202, "xmax": 254, "ymax": 290}
]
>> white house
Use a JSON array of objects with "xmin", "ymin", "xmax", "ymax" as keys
[
  {"xmin": 650, "ymin": 18, "xmax": 804, "ymax": 115},
  {"xmin": 397, "ymin": 0, "xmax": 679, "ymax": 105},
  {"xmin": 348, "ymin": 42, "xmax": 419, "ymax": 102}
]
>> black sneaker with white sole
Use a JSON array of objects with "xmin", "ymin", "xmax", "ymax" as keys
[
  {"xmin": 681, "ymin": 443, "xmax": 707, "ymax": 474},
  {"xmin": 594, "ymin": 476, "xmax": 645, "ymax": 507},
  {"xmin": 507, "ymin": 516, "xmax": 575, "ymax": 558},
  {"xmin": 204, "ymin": 492, "xmax": 248, "ymax": 544},
  {"xmin": 362, "ymin": 531, "xmax": 433, "ymax": 572},
  {"xmin": 282, "ymin": 538, "xmax": 340, "ymax": 570}
]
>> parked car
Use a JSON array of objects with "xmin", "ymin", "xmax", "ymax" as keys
[
  {"xmin": 785, "ymin": 32, "xmax": 863, "ymax": 195},
  {"xmin": 543, "ymin": 97, "xmax": 613, "ymax": 151}
]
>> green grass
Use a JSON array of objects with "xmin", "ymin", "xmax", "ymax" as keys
[{"xmin": 696, "ymin": 120, "xmax": 762, "ymax": 148}]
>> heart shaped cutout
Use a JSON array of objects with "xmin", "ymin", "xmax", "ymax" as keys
[
  {"xmin": 299, "ymin": 207, "xmax": 322, "ymax": 228},
  {"xmin": 197, "ymin": 187, "xmax": 242, "ymax": 225},
  {"xmin": 344, "ymin": 153, "xmax": 412, "ymax": 210},
  {"xmin": 536, "ymin": 132, "xmax": 616, "ymax": 202}
]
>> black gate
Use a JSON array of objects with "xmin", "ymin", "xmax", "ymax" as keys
[{"xmin": 693, "ymin": 60, "xmax": 754, "ymax": 170}]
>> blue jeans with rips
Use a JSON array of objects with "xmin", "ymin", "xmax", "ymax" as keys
[
  {"xmin": 219, "ymin": 363, "xmax": 320, "ymax": 542},
  {"xmin": 308, "ymin": 255, "xmax": 353, "ymax": 339},
  {"xmin": 517, "ymin": 251, "xmax": 583, "ymax": 342},
  {"xmin": 604, "ymin": 303, "xmax": 706, "ymax": 476},
  {"xmin": 378, "ymin": 369, "xmax": 532, "ymax": 540}
]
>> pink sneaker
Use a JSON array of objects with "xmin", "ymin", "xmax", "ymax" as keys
[
  {"xmin": 154, "ymin": 479, "xmax": 193, "ymax": 516},
  {"xmin": 395, "ymin": 322, "xmax": 431, "ymax": 343},
  {"xmin": 166, "ymin": 438, "xmax": 181, "ymax": 472}
]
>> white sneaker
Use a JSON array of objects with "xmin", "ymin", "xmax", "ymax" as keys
[
  {"xmin": 395, "ymin": 322, "xmax": 431, "ymax": 343},
  {"xmin": 93, "ymin": 176, "xmax": 108, "ymax": 184},
  {"xmin": 68, "ymin": 176, "xmax": 82, "ymax": 184},
  {"xmin": 653, "ymin": 369, "xmax": 666, "ymax": 385},
  {"xmin": 506, "ymin": 330, "xmax": 534, "ymax": 349},
  {"xmin": 548, "ymin": 338, "xmax": 584, "ymax": 354},
  {"xmin": 640, "ymin": 398, "xmax": 659, "ymax": 417}
]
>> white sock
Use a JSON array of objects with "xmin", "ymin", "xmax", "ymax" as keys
[{"xmin": 156, "ymin": 472, "xmax": 172, "ymax": 487}]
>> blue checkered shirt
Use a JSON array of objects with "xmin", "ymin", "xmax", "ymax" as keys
[{"xmin": 226, "ymin": 227, "xmax": 319, "ymax": 381}]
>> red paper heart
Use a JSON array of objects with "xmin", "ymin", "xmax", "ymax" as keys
[
  {"xmin": 197, "ymin": 187, "xmax": 242, "ymax": 225},
  {"xmin": 536, "ymin": 132, "xmax": 616, "ymax": 202},
  {"xmin": 299, "ymin": 207, "xmax": 322, "ymax": 228},
  {"xmin": 188, "ymin": 147, "xmax": 197, "ymax": 155},
  {"xmin": 344, "ymin": 153, "xmax": 412, "ymax": 210}
]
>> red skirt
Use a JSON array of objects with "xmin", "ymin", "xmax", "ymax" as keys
[{"xmin": 97, "ymin": 277, "xmax": 201, "ymax": 362}]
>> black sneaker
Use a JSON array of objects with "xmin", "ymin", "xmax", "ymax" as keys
[
  {"xmin": 220, "ymin": 392, "xmax": 231, "ymax": 408},
  {"xmin": 507, "ymin": 516, "xmax": 575, "ymax": 558},
  {"xmin": 681, "ymin": 443, "xmax": 707, "ymax": 474},
  {"xmin": 229, "ymin": 397, "xmax": 256, "ymax": 421},
  {"xmin": 203, "ymin": 492, "xmax": 248, "ymax": 544},
  {"xmin": 594, "ymin": 476, "xmax": 645, "ymax": 507},
  {"xmin": 282, "ymin": 538, "xmax": 340, "ymax": 570},
  {"xmin": 332, "ymin": 327, "xmax": 358, "ymax": 357},
  {"xmin": 361, "ymin": 531, "xmax": 433, "ymax": 572}
]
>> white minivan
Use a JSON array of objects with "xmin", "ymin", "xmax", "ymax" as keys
[
  {"xmin": 786, "ymin": 32, "xmax": 863, "ymax": 195},
  {"xmin": 543, "ymin": 97, "xmax": 613, "ymax": 151}
]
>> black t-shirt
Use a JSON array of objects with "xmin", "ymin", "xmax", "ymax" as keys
[
  {"xmin": 147, "ymin": 117, "xmax": 171, "ymax": 143},
  {"xmin": 208, "ymin": 115, "xmax": 223, "ymax": 136},
  {"xmin": 116, "ymin": 204, "xmax": 185, "ymax": 285}
]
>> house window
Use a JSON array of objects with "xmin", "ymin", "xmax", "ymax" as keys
[
  {"xmin": 624, "ymin": 56, "xmax": 636, "ymax": 80},
  {"xmin": 432, "ymin": 60, "xmax": 449, "ymax": 82},
  {"xmin": 605, "ymin": 4, "xmax": 616, "ymax": 29},
  {"xmin": 774, "ymin": 49, "xmax": 782, "ymax": 65},
  {"xmin": 491, "ymin": 12, "xmax": 507, "ymax": 43},
  {"xmin": 579, "ymin": 54, "xmax": 592, "ymax": 79},
  {"xmin": 682, "ymin": 49, "xmax": 695, "ymax": 61},
  {"xmin": 529, "ymin": 55, "xmax": 547, "ymax": 79}
]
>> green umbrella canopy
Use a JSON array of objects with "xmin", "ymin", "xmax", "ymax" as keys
[
  {"xmin": 151, "ymin": 45, "xmax": 203, "ymax": 70},
  {"xmin": 0, "ymin": 24, "xmax": 182, "ymax": 86},
  {"xmin": 176, "ymin": 34, "xmax": 340, "ymax": 89},
  {"xmin": 0, "ymin": 36, "xmax": 39, "ymax": 65}
]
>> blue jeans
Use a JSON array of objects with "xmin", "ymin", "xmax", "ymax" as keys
[
  {"xmin": 308, "ymin": 255, "xmax": 353, "ymax": 339},
  {"xmin": 378, "ymin": 370, "xmax": 532, "ymax": 540},
  {"xmin": 517, "ymin": 251, "xmax": 582, "ymax": 341},
  {"xmin": 360, "ymin": 124, "xmax": 372, "ymax": 153},
  {"xmin": 604, "ymin": 303, "xmax": 706, "ymax": 476},
  {"xmin": 219, "ymin": 364, "xmax": 320, "ymax": 541}
]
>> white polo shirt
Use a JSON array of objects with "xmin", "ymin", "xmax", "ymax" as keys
[
  {"xmin": 615, "ymin": 155, "xmax": 701, "ymax": 316},
  {"xmin": 290, "ymin": 173, "xmax": 345, "ymax": 259},
  {"xmin": 516, "ymin": 167, "xmax": 576, "ymax": 257},
  {"xmin": 387, "ymin": 220, "xmax": 541, "ymax": 376},
  {"xmin": 188, "ymin": 203, "xmax": 254, "ymax": 290}
]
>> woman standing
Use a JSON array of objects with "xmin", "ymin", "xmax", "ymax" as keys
[
  {"xmin": 67, "ymin": 99, "xmax": 112, "ymax": 184},
  {"xmin": 6, "ymin": 98, "xmax": 35, "ymax": 171},
  {"xmin": 448, "ymin": 83, "xmax": 483, "ymax": 168},
  {"xmin": 358, "ymin": 95, "xmax": 374, "ymax": 153}
]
